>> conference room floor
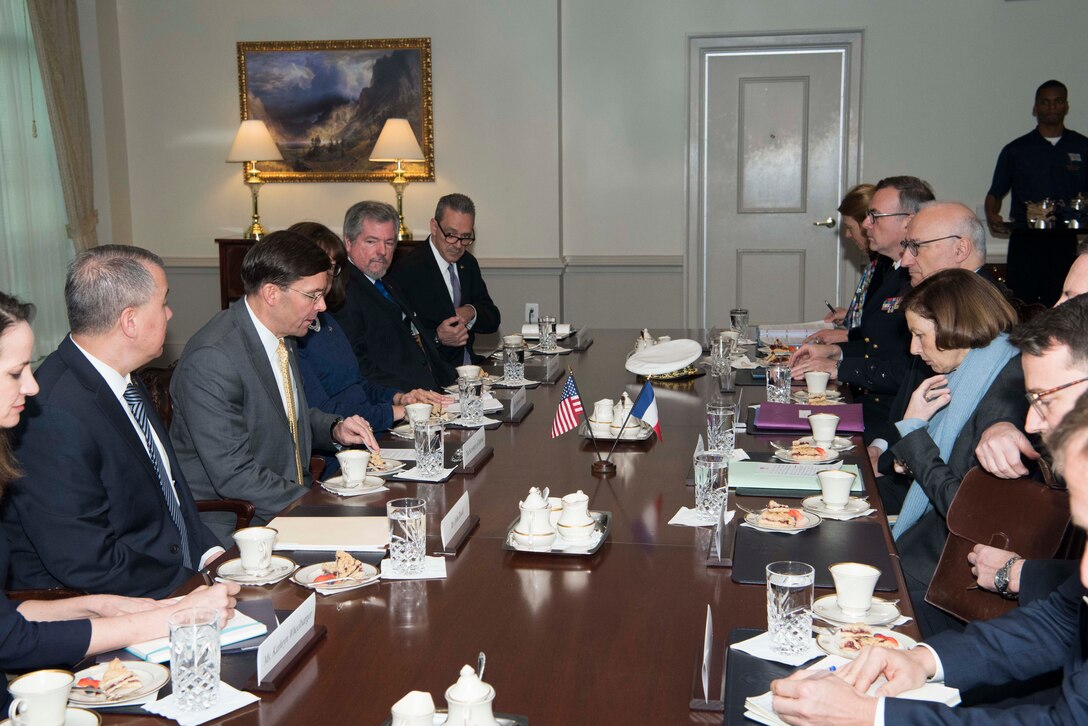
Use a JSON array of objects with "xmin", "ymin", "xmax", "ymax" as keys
[{"xmin": 103, "ymin": 329, "xmax": 918, "ymax": 724}]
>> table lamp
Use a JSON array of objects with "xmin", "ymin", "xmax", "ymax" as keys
[
  {"xmin": 227, "ymin": 119, "xmax": 283, "ymax": 240},
  {"xmin": 369, "ymin": 118, "xmax": 425, "ymax": 242}
]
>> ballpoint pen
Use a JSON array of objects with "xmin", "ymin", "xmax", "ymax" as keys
[{"xmin": 824, "ymin": 300, "xmax": 837, "ymax": 314}]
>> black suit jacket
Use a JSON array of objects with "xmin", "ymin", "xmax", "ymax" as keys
[
  {"xmin": 2, "ymin": 336, "xmax": 218, "ymax": 598},
  {"xmin": 388, "ymin": 240, "xmax": 501, "ymax": 365},
  {"xmin": 892, "ymin": 356, "xmax": 1027, "ymax": 592},
  {"xmin": 332, "ymin": 262, "xmax": 455, "ymax": 391}
]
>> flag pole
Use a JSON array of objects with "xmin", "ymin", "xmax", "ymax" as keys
[
  {"xmin": 567, "ymin": 368, "xmax": 606, "ymax": 465},
  {"xmin": 605, "ymin": 382, "xmax": 647, "ymax": 461},
  {"xmin": 570, "ymin": 369, "xmax": 617, "ymax": 477}
]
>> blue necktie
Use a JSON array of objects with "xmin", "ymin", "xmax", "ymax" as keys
[
  {"xmin": 123, "ymin": 383, "xmax": 192, "ymax": 568},
  {"xmin": 374, "ymin": 278, "xmax": 393, "ymax": 302}
]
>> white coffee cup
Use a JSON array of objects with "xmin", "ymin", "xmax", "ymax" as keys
[
  {"xmin": 829, "ymin": 562, "xmax": 881, "ymax": 618},
  {"xmin": 808, "ymin": 413, "xmax": 840, "ymax": 447},
  {"xmin": 721, "ymin": 330, "xmax": 740, "ymax": 344},
  {"xmin": 502, "ymin": 334, "xmax": 524, "ymax": 347},
  {"xmin": 405, "ymin": 403, "xmax": 433, "ymax": 429},
  {"xmin": 232, "ymin": 526, "xmax": 278, "ymax": 575},
  {"xmin": 335, "ymin": 450, "xmax": 371, "ymax": 487},
  {"xmin": 456, "ymin": 365, "xmax": 482, "ymax": 380},
  {"xmin": 817, "ymin": 470, "xmax": 855, "ymax": 510},
  {"xmin": 8, "ymin": 669, "xmax": 74, "ymax": 726},
  {"xmin": 804, "ymin": 371, "xmax": 830, "ymax": 395}
]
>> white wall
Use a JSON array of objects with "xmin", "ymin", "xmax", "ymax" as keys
[{"xmin": 79, "ymin": 0, "xmax": 1088, "ymax": 350}]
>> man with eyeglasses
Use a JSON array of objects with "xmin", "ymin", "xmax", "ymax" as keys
[
  {"xmin": 389, "ymin": 193, "xmax": 501, "ymax": 367},
  {"xmin": 985, "ymin": 80, "xmax": 1088, "ymax": 307},
  {"xmin": 171, "ymin": 231, "xmax": 376, "ymax": 545},
  {"xmin": 333, "ymin": 201, "xmax": 456, "ymax": 393}
]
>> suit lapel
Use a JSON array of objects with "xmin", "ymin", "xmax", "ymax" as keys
[
  {"xmin": 423, "ymin": 238, "xmax": 457, "ymax": 315},
  {"xmin": 229, "ymin": 302, "xmax": 293, "ymax": 431}
]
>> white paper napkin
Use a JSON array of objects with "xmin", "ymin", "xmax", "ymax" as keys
[
  {"xmin": 668, "ymin": 507, "xmax": 717, "ymax": 527},
  {"xmin": 447, "ymin": 415, "xmax": 502, "ymax": 429},
  {"xmin": 731, "ymin": 355, "xmax": 759, "ymax": 370},
  {"xmin": 393, "ymin": 466, "xmax": 456, "ymax": 483},
  {"xmin": 816, "ymin": 507, "xmax": 875, "ymax": 521},
  {"xmin": 380, "ymin": 556, "xmax": 448, "ymax": 580},
  {"xmin": 892, "ymin": 614, "xmax": 914, "ymax": 627},
  {"xmin": 730, "ymin": 448, "xmax": 750, "ymax": 462},
  {"xmin": 740, "ymin": 522, "xmax": 805, "ymax": 535},
  {"xmin": 729, "ymin": 630, "xmax": 822, "ymax": 667},
  {"xmin": 141, "ymin": 682, "xmax": 259, "ymax": 725},
  {"xmin": 321, "ymin": 483, "xmax": 389, "ymax": 498}
]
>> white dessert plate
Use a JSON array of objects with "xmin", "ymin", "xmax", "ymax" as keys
[
  {"xmin": 816, "ymin": 627, "xmax": 917, "ymax": 660},
  {"xmin": 792, "ymin": 390, "xmax": 844, "ymax": 404},
  {"xmin": 216, "ymin": 555, "xmax": 297, "ymax": 585},
  {"xmin": 69, "ymin": 661, "xmax": 168, "ymax": 707},
  {"xmin": 773, "ymin": 448, "xmax": 841, "ymax": 465},
  {"xmin": 4, "ymin": 708, "xmax": 101, "ymax": 725},
  {"xmin": 291, "ymin": 561, "xmax": 380, "ymax": 592},
  {"xmin": 368, "ymin": 459, "xmax": 406, "ymax": 477},
  {"xmin": 794, "ymin": 435, "xmax": 854, "ymax": 451},
  {"xmin": 743, "ymin": 509, "xmax": 822, "ymax": 533},
  {"xmin": 813, "ymin": 594, "xmax": 901, "ymax": 626},
  {"xmin": 801, "ymin": 496, "xmax": 870, "ymax": 517},
  {"xmin": 321, "ymin": 475, "xmax": 386, "ymax": 495}
]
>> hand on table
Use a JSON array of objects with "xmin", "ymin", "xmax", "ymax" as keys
[
  {"xmin": 804, "ymin": 329, "xmax": 849, "ymax": 345},
  {"xmin": 333, "ymin": 415, "xmax": 380, "ymax": 452},
  {"xmin": 789, "ymin": 355, "xmax": 839, "ymax": 380},
  {"xmin": 975, "ymin": 422, "xmax": 1038, "ymax": 478},
  {"xmin": 171, "ymin": 583, "xmax": 240, "ymax": 628},
  {"xmin": 903, "ymin": 375, "xmax": 951, "ymax": 422},
  {"xmin": 771, "ymin": 669, "xmax": 878, "ymax": 726},
  {"xmin": 837, "ymin": 644, "xmax": 935, "ymax": 695},
  {"xmin": 969, "ymin": 544, "xmax": 1023, "ymax": 593},
  {"xmin": 437, "ymin": 316, "xmax": 469, "ymax": 347},
  {"xmin": 399, "ymin": 389, "xmax": 452, "ymax": 406}
]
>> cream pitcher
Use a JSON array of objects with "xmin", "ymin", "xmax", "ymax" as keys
[
  {"xmin": 445, "ymin": 664, "xmax": 500, "ymax": 726},
  {"xmin": 514, "ymin": 487, "xmax": 555, "ymax": 547}
]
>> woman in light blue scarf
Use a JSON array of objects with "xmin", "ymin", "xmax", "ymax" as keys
[{"xmin": 887, "ymin": 270, "xmax": 1027, "ymax": 622}]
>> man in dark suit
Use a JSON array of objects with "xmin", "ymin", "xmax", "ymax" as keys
[
  {"xmin": 333, "ymin": 201, "xmax": 455, "ymax": 391},
  {"xmin": 388, "ymin": 193, "xmax": 501, "ymax": 366},
  {"xmin": 4, "ymin": 245, "xmax": 222, "ymax": 599},
  {"xmin": 170, "ymin": 232, "xmax": 376, "ymax": 545},
  {"xmin": 769, "ymin": 391, "xmax": 1088, "ymax": 725}
]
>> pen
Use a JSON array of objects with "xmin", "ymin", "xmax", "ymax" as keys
[{"xmin": 824, "ymin": 300, "xmax": 836, "ymax": 314}]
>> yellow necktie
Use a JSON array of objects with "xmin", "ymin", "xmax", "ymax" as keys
[{"xmin": 276, "ymin": 339, "xmax": 305, "ymax": 486}]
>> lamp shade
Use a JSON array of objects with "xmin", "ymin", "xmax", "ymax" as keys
[
  {"xmin": 369, "ymin": 118, "xmax": 424, "ymax": 162},
  {"xmin": 226, "ymin": 120, "xmax": 283, "ymax": 162}
]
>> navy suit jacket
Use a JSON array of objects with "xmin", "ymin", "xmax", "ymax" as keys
[
  {"xmin": 886, "ymin": 574, "xmax": 1088, "ymax": 723},
  {"xmin": 388, "ymin": 240, "xmax": 501, "ymax": 365},
  {"xmin": 2, "ymin": 336, "xmax": 217, "ymax": 598}
]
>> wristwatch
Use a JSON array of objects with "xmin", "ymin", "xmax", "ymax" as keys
[{"xmin": 994, "ymin": 556, "xmax": 1023, "ymax": 600}]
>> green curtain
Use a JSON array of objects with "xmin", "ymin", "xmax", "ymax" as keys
[{"xmin": 0, "ymin": 0, "xmax": 74, "ymax": 359}]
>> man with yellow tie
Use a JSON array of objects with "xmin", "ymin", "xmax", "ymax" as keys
[{"xmin": 171, "ymin": 231, "xmax": 376, "ymax": 545}]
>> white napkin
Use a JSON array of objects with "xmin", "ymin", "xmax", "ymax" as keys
[
  {"xmin": 740, "ymin": 522, "xmax": 805, "ymax": 535},
  {"xmin": 447, "ymin": 415, "xmax": 502, "ymax": 429},
  {"xmin": 694, "ymin": 435, "xmax": 704, "ymax": 458},
  {"xmin": 393, "ymin": 466, "xmax": 456, "ymax": 483},
  {"xmin": 141, "ymin": 682, "xmax": 259, "ymax": 725},
  {"xmin": 492, "ymin": 377, "xmax": 539, "ymax": 388},
  {"xmin": 321, "ymin": 483, "xmax": 389, "ymax": 498},
  {"xmin": 816, "ymin": 507, "xmax": 876, "ymax": 521},
  {"xmin": 892, "ymin": 614, "xmax": 914, "ymax": 627},
  {"xmin": 444, "ymin": 397, "xmax": 504, "ymax": 414},
  {"xmin": 379, "ymin": 449, "xmax": 417, "ymax": 461},
  {"xmin": 729, "ymin": 630, "xmax": 822, "ymax": 667},
  {"xmin": 380, "ymin": 556, "xmax": 448, "ymax": 580},
  {"xmin": 731, "ymin": 355, "xmax": 759, "ymax": 370},
  {"xmin": 730, "ymin": 448, "xmax": 750, "ymax": 462},
  {"xmin": 668, "ymin": 507, "xmax": 717, "ymax": 527}
]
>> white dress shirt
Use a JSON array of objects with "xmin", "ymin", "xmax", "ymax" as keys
[
  {"xmin": 244, "ymin": 297, "xmax": 298, "ymax": 418},
  {"xmin": 429, "ymin": 240, "xmax": 477, "ymax": 328}
]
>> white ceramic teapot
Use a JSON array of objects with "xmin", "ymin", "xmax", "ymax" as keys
[
  {"xmin": 445, "ymin": 665, "xmax": 500, "ymax": 726},
  {"xmin": 514, "ymin": 487, "xmax": 555, "ymax": 547}
]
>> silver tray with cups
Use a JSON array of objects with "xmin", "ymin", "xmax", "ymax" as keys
[
  {"xmin": 502, "ymin": 511, "xmax": 611, "ymax": 556},
  {"xmin": 502, "ymin": 487, "xmax": 611, "ymax": 556}
]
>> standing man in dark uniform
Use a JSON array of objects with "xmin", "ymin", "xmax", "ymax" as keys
[{"xmin": 986, "ymin": 80, "xmax": 1088, "ymax": 306}]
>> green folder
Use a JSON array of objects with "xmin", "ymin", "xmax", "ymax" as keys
[{"xmin": 728, "ymin": 461, "xmax": 863, "ymax": 497}]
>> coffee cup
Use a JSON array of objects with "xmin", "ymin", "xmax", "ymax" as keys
[
  {"xmin": 817, "ymin": 470, "xmax": 855, "ymax": 510},
  {"xmin": 829, "ymin": 562, "xmax": 881, "ymax": 618},
  {"xmin": 808, "ymin": 413, "xmax": 840, "ymax": 447},
  {"xmin": 232, "ymin": 526, "xmax": 278, "ymax": 575},
  {"xmin": 456, "ymin": 365, "xmax": 482, "ymax": 380},
  {"xmin": 8, "ymin": 669, "xmax": 74, "ymax": 726},
  {"xmin": 405, "ymin": 403, "xmax": 433, "ymax": 429},
  {"xmin": 804, "ymin": 371, "xmax": 830, "ymax": 395},
  {"xmin": 335, "ymin": 449, "xmax": 371, "ymax": 487},
  {"xmin": 502, "ymin": 334, "xmax": 524, "ymax": 347}
]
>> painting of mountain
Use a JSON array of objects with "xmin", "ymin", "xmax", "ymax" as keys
[{"xmin": 237, "ymin": 38, "xmax": 433, "ymax": 182}]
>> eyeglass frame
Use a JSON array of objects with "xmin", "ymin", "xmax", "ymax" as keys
[
  {"xmin": 866, "ymin": 209, "xmax": 910, "ymax": 224},
  {"xmin": 285, "ymin": 286, "xmax": 328, "ymax": 306},
  {"xmin": 899, "ymin": 235, "xmax": 961, "ymax": 257},
  {"xmin": 1024, "ymin": 375, "xmax": 1088, "ymax": 419},
  {"xmin": 434, "ymin": 218, "xmax": 475, "ymax": 246}
]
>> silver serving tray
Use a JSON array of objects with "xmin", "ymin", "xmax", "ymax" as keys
[
  {"xmin": 577, "ymin": 420, "xmax": 653, "ymax": 442},
  {"xmin": 381, "ymin": 711, "xmax": 528, "ymax": 725},
  {"xmin": 501, "ymin": 511, "xmax": 611, "ymax": 557}
]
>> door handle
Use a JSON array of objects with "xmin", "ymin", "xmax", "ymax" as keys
[{"xmin": 811, "ymin": 217, "xmax": 836, "ymax": 228}]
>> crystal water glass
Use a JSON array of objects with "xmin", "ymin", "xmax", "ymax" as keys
[
  {"xmin": 766, "ymin": 561, "xmax": 814, "ymax": 655},
  {"xmin": 502, "ymin": 344, "xmax": 525, "ymax": 382},
  {"xmin": 414, "ymin": 418, "xmax": 445, "ymax": 476},
  {"xmin": 710, "ymin": 334, "xmax": 736, "ymax": 375},
  {"xmin": 706, "ymin": 403, "xmax": 736, "ymax": 457},
  {"xmin": 767, "ymin": 363, "xmax": 792, "ymax": 403},
  {"xmin": 729, "ymin": 308, "xmax": 749, "ymax": 335},
  {"xmin": 538, "ymin": 316, "xmax": 557, "ymax": 352},
  {"xmin": 387, "ymin": 498, "xmax": 427, "ymax": 575},
  {"xmin": 457, "ymin": 376, "xmax": 484, "ymax": 425},
  {"xmin": 693, "ymin": 451, "xmax": 728, "ymax": 517},
  {"xmin": 169, "ymin": 607, "xmax": 221, "ymax": 711}
]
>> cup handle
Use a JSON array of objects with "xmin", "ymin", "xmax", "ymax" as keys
[{"xmin": 9, "ymin": 698, "xmax": 26, "ymax": 725}]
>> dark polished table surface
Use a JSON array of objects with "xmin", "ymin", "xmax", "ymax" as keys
[{"xmin": 105, "ymin": 329, "xmax": 916, "ymax": 724}]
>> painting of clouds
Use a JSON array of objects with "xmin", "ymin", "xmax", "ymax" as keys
[{"xmin": 237, "ymin": 38, "xmax": 433, "ymax": 182}]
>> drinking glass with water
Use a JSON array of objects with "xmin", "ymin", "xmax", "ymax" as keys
[
  {"xmin": 705, "ymin": 402, "xmax": 736, "ymax": 457},
  {"xmin": 169, "ymin": 607, "xmax": 221, "ymax": 711},
  {"xmin": 458, "ymin": 376, "xmax": 484, "ymax": 425},
  {"xmin": 766, "ymin": 561, "xmax": 814, "ymax": 655},
  {"xmin": 502, "ymin": 344, "xmax": 525, "ymax": 382},
  {"xmin": 387, "ymin": 498, "xmax": 427, "ymax": 575},
  {"xmin": 693, "ymin": 451, "xmax": 728, "ymax": 517},
  {"xmin": 766, "ymin": 363, "xmax": 792, "ymax": 403},
  {"xmin": 414, "ymin": 418, "xmax": 445, "ymax": 477}
]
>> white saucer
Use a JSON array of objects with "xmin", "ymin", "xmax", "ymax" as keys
[
  {"xmin": 792, "ymin": 390, "xmax": 844, "ymax": 404},
  {"xmin": 3, "ymin": 708, "xmax": 101, "ymax": 725},
  {"xmin": 321, "ymin": 475, "xmax": 386, "ymax": 495},
  {"xmin": 743, "ymin": 510, "xmax": 822, "ymax": 533},
  {"xmin": 794, "ymin": 435, "xmax": 854, "ymax": 451},
  {"xmin": 368, "ymin": 459, "xmax": 407, "ymax": 477},
  {"xmin": 216, "ymin": 555, "xmax": 297, "ymax": 585},
  {"xmin": 816, "ymin": 627, "xmax": 917, "ymax": 660},
  {"xmin": 813, "ymin": 594, "xmax": 901, "ymax": 626},
  {"xmin": 801, "ymin": 496, "xmax": 870, "ymax": 517}
]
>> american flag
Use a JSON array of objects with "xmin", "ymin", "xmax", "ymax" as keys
[{"xmin": 551, "ymin": 373, "xmax": 584, "ymax": 438}]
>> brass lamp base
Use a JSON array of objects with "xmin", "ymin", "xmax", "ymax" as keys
[
  {"xmin": 390, "ymin": 162, "xmax": 413, "ymax": 242},
  {"xmin": 243, "ymin": 166, "xmax": 268, "ymax": 240}
]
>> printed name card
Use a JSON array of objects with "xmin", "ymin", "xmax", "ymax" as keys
[
  {"xmin": 702, "ymin": 604, "xmax": 713, "ymax": 701},
  {"xmin": 461, "ymin": 427, "xmax": 486, "ymax": 466},
  {"xmin": 441, "ymin": 492, "xmax": 471, "ymax": 548},
  {"xmin": 511, "ymin": 386, "xmax": 527, "ymax": 413},
  {"xmin": 257, "ymin": 593, "xmax": 315, "ymax": 682},
  {"xmin": 545, "ymin": 354, "xmax": 561, "ymax": 377}
]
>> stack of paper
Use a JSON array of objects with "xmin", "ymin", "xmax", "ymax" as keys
[
  {"xmin": 729, "ymin": 461, "xmax": 863, "ymax": 493},
  {"xmin": 125, "ymin": 611, "xmax": 267, "ymax": 663},
  {"xmin": 744, "ymin": 655, "xmax": 960, "ymax": 725},
  {"xmin": 268, "ymin": 516, "xmax": 390, "ymax": 552},
  {"xmin": 759, "ymin": 320, "xmax": 834, "ymax": 346}
]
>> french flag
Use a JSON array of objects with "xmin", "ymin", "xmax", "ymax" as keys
[{"xmin": 630, "ymin": 382, "xmax": 662, "ymax": 441}]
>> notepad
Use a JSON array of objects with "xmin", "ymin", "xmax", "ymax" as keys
[
  {"xmin": 268, "ymin": 516, "xmax": 390, "ymax": 552},
  {"xmin": 728, "ymin": 461, "xmax": 863, "ymax": 494},
  {"xmin": 124, "ymin": 610, "xmax": 267, "ymax": 663}
]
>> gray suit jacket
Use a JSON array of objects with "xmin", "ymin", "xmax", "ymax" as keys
[{"xmin": 169, "ymin": 300, "xmax": 338, "ymax": 545}]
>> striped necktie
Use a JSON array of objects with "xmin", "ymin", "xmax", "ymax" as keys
[
  {"xmin": 276, "ymin": 339, "xmax": 306, "ymax": 486},
  {"xmin": 123, "ymin": 383, "xmax": 192, "ymax": 568}
]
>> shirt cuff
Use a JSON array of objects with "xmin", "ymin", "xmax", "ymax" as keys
[
  {"xmin": 870, "ymin": 438, "xmax": 889, "ymax": 454},
  {"xmin": 874, "ymin": 696, "xmax": 886, "ymax": 726},
  {"xmin": 895, "ymin": 418, "xmax": 929, "ymax": 437},
  {"xmin": 914, "ymin": 643, "xmax": 945, "ymax": 682},
  {"xmin": 199, "ymin": 547, "xmax": 226, "ymax": 570},
  {"xmin": 465, "ymin": 304, "xmax": 477, "ymax": 329}
]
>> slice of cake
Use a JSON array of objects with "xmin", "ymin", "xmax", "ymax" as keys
[{"xmin": 101, "ymin": 658, "xmax": 142, "ymax": 700}]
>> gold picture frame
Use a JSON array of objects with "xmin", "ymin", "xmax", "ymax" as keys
[{"xmin": 236, "ymin": 38, "xmax": 433, "ymax": 183}]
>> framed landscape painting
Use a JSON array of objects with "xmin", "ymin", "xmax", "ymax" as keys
[{"xmin": 236, "ymin": 38, "xmax": 433, "ymax": 182}]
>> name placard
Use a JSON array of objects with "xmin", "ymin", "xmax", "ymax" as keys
[
  {"xmin": 545, "ymin": 354, "xmax": 561, "ymax": 377},
  {"xmin": 511, "ymin": 386, "xmax": 527, "ymax": 413},
  {"xmin": 461, "ymin": 427, "xmax": 486, "ymax": 467},
  {"xmin": 257, "ymin": 592, "xmax": 315, "ymax": 683},
  {"xmin": 441, "ymin": 491, "xmax": 471, "ymax": 548}
]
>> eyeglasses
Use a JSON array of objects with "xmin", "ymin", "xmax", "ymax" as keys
[
  {"xmin": 1025, "ymin": 375, "xmax": 1088, "ymax": 419},
  {"xmin": 330, "ymin": 263, "xmax": 342, "ymax": 278},
  {"xmin": 286, "ymin": 287, "xmax": 327, "ymax": 306},
  {"xmin": 866, "ymin": 209, "xmax": 910, "ymax": 224},
  {"xmin": 899, "ymin": 235, "xmax": 961, "ymax": 257},
  {"xmin": 435, "ymin": 219, "xmax": 475, "ymax": 246}
]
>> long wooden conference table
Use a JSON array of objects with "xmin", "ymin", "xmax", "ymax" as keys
[{"xmin": 105, "ymin": 329, "xmax": 918, "ymax": 724}]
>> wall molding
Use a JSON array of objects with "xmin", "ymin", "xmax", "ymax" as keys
[{"xmin": 563, "ymin": 254, "xmax": 683, "ymax": 268}]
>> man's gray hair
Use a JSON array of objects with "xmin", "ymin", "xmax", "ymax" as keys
[
  {"xmin": 434, "ymin": 193, "xmax": 475, "ymax": 223},
  {"xmin": 66, "ymin": 245, "xmax": 164, "ymax": 335},
  {"xmin": 343, "ymin": 201, "xmax": 399, "ymax": 243},
  {"xmin": 917, "ymin": 201, "xmax": 987, "ymax": 259}
]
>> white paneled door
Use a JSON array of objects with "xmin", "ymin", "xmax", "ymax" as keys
[{"xmin": 686, "ymin": 33, "xmax": 862, "ymax": 328}]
